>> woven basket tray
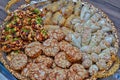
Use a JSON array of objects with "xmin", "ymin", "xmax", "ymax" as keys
[{"xmin": 0, "ymin": 0, "xmax": 120, "ymax": 80}]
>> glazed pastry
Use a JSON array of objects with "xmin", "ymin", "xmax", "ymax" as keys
[
  {"xmin": 47, "ymin": 67, "xmax": 67, "ymax": 80},
  {"xmin": 25, "ymin": 42, "xmax": 43, "ymax": 58},
  {"xmin": 52, "ymin": 12, "xmax": 65, "ymax": 26},
  {"xmin": 80, "ymin": 3, "xmax": 98, "ymax": 22},
  {"xmin": 43, "ymin": 38, "xmax": 60, "ymax": 57},
  {"xmin": 55, "ymin": 52, "xmax": 71, "ymax": 68},
  {"xmin": 74, "ymin": 1, "xmax": 82, "ymax": 16},
  {"xmin": 61, "ymin": 27, "xmax": 74, "ymax": 36},
  {"xmin": 96, "ymin": 59, "xmax": 107, "ymax": 70},
  {"xmin": 89, "ymin": 65, "xmax": 99, "ymax": 76},
  {"xmin": 100, "ymin": 40, "xmax": 108, "ymax": 50},
  {"xmin": 10, "ymin": 54, "xmax": 27, "ymax": 70},
  {"xmin": 65, "ymin": 15, "xmax": 76, "ymax": 29},
  {"xmin": 65, "ymin": 46, "xmax": 82, "ymax": 62},
  {"xmin": 73, "ymin": 23, "xmax": 83, "ymax": 33},
  {"xmin": 35, "ymin": 55, "xmax": 53, "ymax": 68},
  {"xmin": 65, "ymin": 32, "xmax": 81, "ymax": 48},
  {"xmin": 89, "ymin": 30, "xmax": 104, "ymax": 47},
  {"xmin": 99, "ymin": 52, "xmax": 111, "ymax": 62},
  {"xmin": 1, "ymin": 0, "xmax": 119, "ymax": 80},
  {"xmin": 82, "ymin": 59, "xmax": 92, "ymax": 68},
  {"xmin": 43, "ymin": 25, "xmax": 60, "ymax": 31},
  {"xmin": 92, "ymin": 46, "xmax": 101, "ymax": 54},
  {"xmin": 43, "ymin": 11, "xmax": 53, "ymax": 25},
  {"xmin": 59, "ymin": 40, "xmax": 73, "ymax": 51},
  {"xmin": 82, "ymin": 53, "xmax": 92, "ymax": 61},
  {"xmin": 48, "ymin": 28, "xmax": 65, "ymax": 41},
  {"xmin": 82, "ymin": 27, "xmax": 92, "ymax": 46},
  {"xmin": 91, "ymin": 53, "xmax": 99, "ymax": 62},
  {"xmin": 60, "ymin": 1, "xmax": 74, "ymax": 18},
  {"xmin": 81, "ymin": 45, "xmax": 92, "ymax": 54},
  {"xmin": 68, "ymin": 64, "xmax": 88, "ymax": 80},
  {"xmin": 104, "ymin": 34, "xmax": 115, "ymax": 45},
  {"xmin": 44, "ymin": 1, "xmax": 64, "ymax": 12}
]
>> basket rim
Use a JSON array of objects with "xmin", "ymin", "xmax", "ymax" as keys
[{"xmin": 0, "ymin": 0, "xmax": 119, "ymax": 80}]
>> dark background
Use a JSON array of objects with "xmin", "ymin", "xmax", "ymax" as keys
[{"xmin": 0, "ymin": 0, "xmax": 120, "ymax": 80}]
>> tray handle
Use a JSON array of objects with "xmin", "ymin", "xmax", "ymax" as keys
[{"xmin": 5, "ymin": 0, "xmax": 30, "ymax": 14}]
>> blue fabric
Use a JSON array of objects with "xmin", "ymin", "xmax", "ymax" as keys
[{"xmin": 0, "ymin": 62, "xmax": 17, "ymax": 80}]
